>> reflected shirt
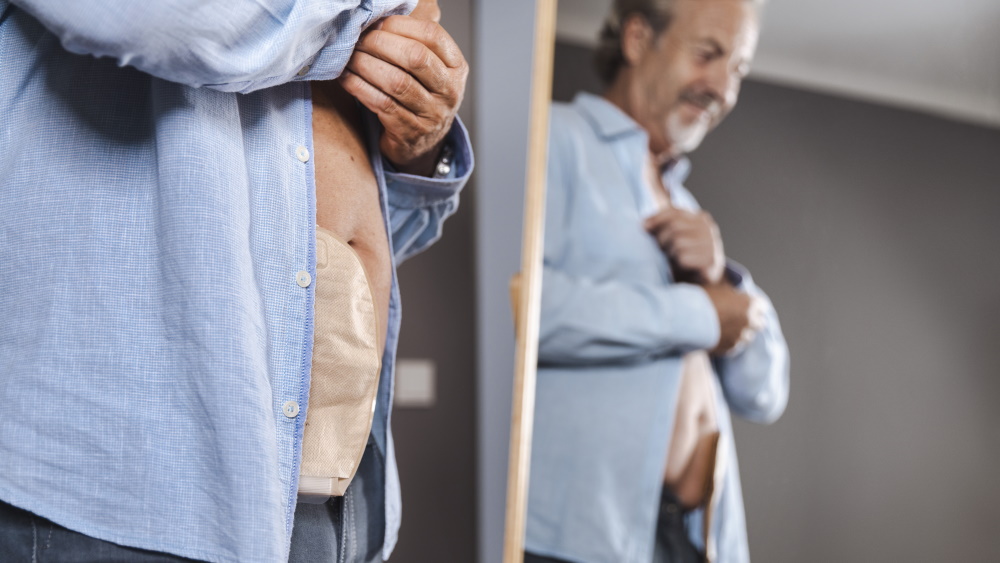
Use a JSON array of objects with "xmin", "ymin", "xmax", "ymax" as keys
[
  {"xmin": 0, "ymin": 1, "xmax": 473, "ymax": 561},
  {"xmin": 526, "ymin": 93, "xmax": 789, "ymax": 563}
]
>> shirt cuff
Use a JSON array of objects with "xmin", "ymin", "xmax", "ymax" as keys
[{"xmin": 385, "ymin": 117, "xmax": 474, "ymax": 209}]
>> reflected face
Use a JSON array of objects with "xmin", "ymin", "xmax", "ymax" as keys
[{"xmin": 626, "ymin": 0, "xmax": 760, "ymax": 159}]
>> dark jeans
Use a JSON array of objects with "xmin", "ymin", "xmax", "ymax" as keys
[
  {"xmin": 525, "ymin": 487, "xmax": 703, "ymax": 563},
  {"xmin": 0, "ymin": 445, "xmax": 385, "ymax": 563},
  {"xmin": 652, "ymin": 487, "xmax": 703, "ymax": 563},
  {"xmin": 0, "ymin": 500, "xmax": 204, "ymax": 562}
]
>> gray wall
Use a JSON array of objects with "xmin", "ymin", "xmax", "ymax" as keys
[
  {"xmin": 389, "ymin": 2, "xmax": 478, "ymax": 561},
  {"xmin": 474, "ymin": 1, "xmax": 539, "ymax": 562},
  {"xmin": 554, "ymin": 41, "xmax": 1000, "ymax": 562}
]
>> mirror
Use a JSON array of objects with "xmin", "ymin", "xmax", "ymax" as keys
[
  {"xmin": 503, "ymin": 0, "xmax": 559, "ymax": 561},
  {"xmin": 516, "ymin": 1, "xmax": 1000, "ymax": 562}
]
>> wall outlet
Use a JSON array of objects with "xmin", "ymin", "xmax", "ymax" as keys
[{"xmin": 394, "ymin": 358, "xmax": 436, "ymax": 408}]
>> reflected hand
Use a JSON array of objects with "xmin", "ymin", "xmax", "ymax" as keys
[
  {"xmin": 340, "ymin": 0, "xmax": 467, "ymax": 176},
  {"xmin": 644, "ymin": 208, "xmax": 725, "ymax": 285},
  {"xmin": 703, "ymin": 282, "xmax": 765, "ymax": 355}
]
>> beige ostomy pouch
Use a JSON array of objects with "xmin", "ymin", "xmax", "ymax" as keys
[{"xmin": 298, "ymin": 226, "xmax": 382, "ymax": 501}]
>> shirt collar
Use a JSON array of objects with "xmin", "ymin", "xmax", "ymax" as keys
[
  {"xmin": 573, "ymin": 92, "xmax": 692, "ymax": 183},
  {"xmin": 573, "ymin": 92, "xmax": 646, "ymax": 140}
]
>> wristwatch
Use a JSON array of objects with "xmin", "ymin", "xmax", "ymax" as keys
[{"xmin": 433, "ymin": 143, "xmax": 455, "ymax": 179}]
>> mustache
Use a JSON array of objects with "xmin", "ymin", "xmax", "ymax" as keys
[{"xmin": 678, "ymin": 90, "xmax": 722, "ymax": 115}]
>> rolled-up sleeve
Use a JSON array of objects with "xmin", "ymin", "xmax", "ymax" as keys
[
  {"xmin": 11, "ymin": 0, "xmax": 415, "ymax": 92},
  {"xmin": 538, "ymin": 267, "xmax": 721, "ymax": 366},
  {"xmin": 386, "ymin": 117, "xmax": 473, "ymax": 265},
  {"xmin": 714, "ymin": 263, "xmax": 790, "ymax": 424}
]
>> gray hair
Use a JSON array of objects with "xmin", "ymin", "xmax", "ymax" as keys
[{"xmin": 592, "ymin": 0, "xmax": 764, "ymax": 85}]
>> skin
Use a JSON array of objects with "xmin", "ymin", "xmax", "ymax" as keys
[
  {"xmin": 662, "ymin": 352, "xmax": 720, "ymax": 508},
  {"xmin": 310, "ymin": 0, "xmax": 467, "ymax": 353},
  {"xmin": 311, "ymin": 81, "xmax": 392, "ymax": 353},
  {"xmin": 602, "ymin": 0, "xmax": 765, "ymax": 508}
]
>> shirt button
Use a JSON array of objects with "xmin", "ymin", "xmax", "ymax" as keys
[
  {"xmin": 282, "ymin": 401, "xmax": 300, "ymax": 418},
  {"xmin": 297, "ymin": 65, "xmax": 310, "ymax": 77},
  {"xmin": 295, "ymin": 146, "xmax": 310, "ymax": 163},
  {"xmin": 295, "ymin": 270, "xmax": 312, "ymax": 288}
]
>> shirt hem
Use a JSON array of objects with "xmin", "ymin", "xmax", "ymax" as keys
[{"xmin": 0, "ymin": 484, "xmax": 243, "ymax": 563}]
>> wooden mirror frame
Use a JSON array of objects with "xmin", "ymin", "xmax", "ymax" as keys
[{"xmin": 502, "ymin": 1, "xmax": 558, "ymax": 561}]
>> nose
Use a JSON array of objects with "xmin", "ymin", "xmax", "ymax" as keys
[{"xmin": 705, "ymin": 61, "xmax": 740, "ymax": 109}]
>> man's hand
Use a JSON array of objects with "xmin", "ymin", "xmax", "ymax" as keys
[
  {"xmin": 703, "ymin": 282, "xmax": 765, "ymax": 355},
  {"xmin": 409, "ymin": 0, "xmax": 442, "ymax": 21},
  {"xmin": 340, "ymin": 0, "xmax": 468, "ymax": 176},
  {"xmin": 644, "ymin": 208, "xmax": 725, "ymax": 285}
]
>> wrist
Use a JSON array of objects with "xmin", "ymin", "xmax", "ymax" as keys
[{"xmin": 389, "ymin": 141, "xmax": 442, "ymax": 176}]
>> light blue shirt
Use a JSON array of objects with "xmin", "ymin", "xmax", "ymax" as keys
[
  {"xmin": 0, "ymin": 1, "xmax": 473, "ymax": 561},
  {"xmin": 526, "ymin": 93, "xmax": 789, "ymax": 563}
]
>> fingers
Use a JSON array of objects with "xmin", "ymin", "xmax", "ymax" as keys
[
  {"xmin": 653, "ymin": 223, "xmax": 710, "ymax": 264},
  {"xmin": 647, "ymin": 210, "xmax": 685, "ymax": 248},
  {"xmin": 735, "ymin": 326, "xmax": 757, "ymax": 349},
  {"xmin": 735, "ymin": 299, "xmax": 764, "ymax": 349},
  {"xmin": 747, "ymin": 295, "xmax": 767, "ymax": 331},
  {"xmin": 354, "ymin": 29, "xmax": 452, "ymax": 95},
  {"xmin": 643, "ymin": 208, "xmax": 682, "ymax": 233},
  {"xmin": 340, "ymin": 69, "xmax": 404, "ymax": 118},
  {"xmin": 646, "ymin": 209, "xmax": 724, "ymax": 280},
  {"xmin": 645, "ymin": 208, "xmax": 704, "ymax": 241},
  {"xmin": 344, "ymin": 51, "xmax": 438, "ymax": 117},
  {"xmin": 376, "ymin": 16, "xmax": 466, "ymax": 69},
  {"xmin": 340, "ymin": 69, "xmax": 430, "ymax": 147}
]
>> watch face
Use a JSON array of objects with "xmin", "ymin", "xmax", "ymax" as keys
[{"xmin": 434, "ymin": 144, "xmax": 454, "ymax": 178}]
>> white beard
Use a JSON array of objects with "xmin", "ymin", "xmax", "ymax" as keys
[{"xmin": 666, "ymin": 110, "xmax": 712, "ymax": 155}]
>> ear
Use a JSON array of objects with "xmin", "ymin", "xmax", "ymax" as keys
[{"xmin": 620, "ymin": 14, "xmax": 655, "ymax": 67}]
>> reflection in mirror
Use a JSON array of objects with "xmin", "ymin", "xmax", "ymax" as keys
[
  {"xmin": 524, "ymin": 0, "xmax": 1000, "ymax": 562},
  {"xmin": 526, "ymin": 1, "xmax": 788, "ymax": 562}
]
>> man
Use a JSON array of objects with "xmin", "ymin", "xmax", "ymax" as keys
[
  {"xmin": 526, "ymin": 0, "xmax": 788, "ymax": 561},
  {"xmin": 0, "ymin": 0, "xmax": 471, "ymax": 561}
]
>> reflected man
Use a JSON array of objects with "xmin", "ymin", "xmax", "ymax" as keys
[{"xmin": 527, "ymin": 0, "xmax": 788, "ymax": 561}]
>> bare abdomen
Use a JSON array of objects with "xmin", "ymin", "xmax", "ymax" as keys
[
  {"xmin": 311, "ymin": 81, "xmax": 392, "ymax": 355},
  {"xmin": 663, "ymin": 351, "xmax": 721, "ymax": 510}
]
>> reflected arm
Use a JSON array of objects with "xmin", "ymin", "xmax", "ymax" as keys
[
  {"xmin": 538, "ymin": 267, "xmax": 721, "ymax": 366},
  {"xmin": 713, "ymin": 263, "xmax": 790, "ymax": 424}
]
